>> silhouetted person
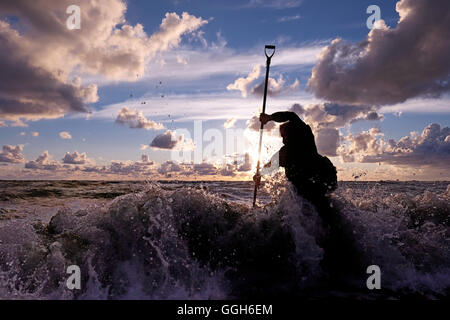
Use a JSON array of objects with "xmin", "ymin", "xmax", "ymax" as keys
[
  {"xmin": 253, "ymin": 111, "xmax": 337, "ymax": 207},
  {"xmin": 254, "ymin": 112, "xmax": 364, "ymax": 286}
]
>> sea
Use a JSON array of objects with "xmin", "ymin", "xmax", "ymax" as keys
[{"xmin": 0, "ymin": 178, "xmax": 449, "ymax": 299}]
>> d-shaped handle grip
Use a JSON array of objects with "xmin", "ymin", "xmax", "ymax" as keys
[{"xmin": 265, "ymin": 45, "xmax": 276, "ymax": 58}]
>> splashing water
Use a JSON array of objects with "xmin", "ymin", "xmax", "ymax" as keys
[{"xmin": 0, "ymin": 180, "xmax": 448, "ymax": 299}]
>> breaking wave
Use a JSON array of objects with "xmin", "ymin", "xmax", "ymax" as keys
[{"xmin": 0, "ymin": 179, "xmax": 449, "ymax": 299}]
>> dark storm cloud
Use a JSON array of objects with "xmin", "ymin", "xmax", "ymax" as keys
[
  {"xmin": 0, "ymin": 22, "xmax": 95, "ymax": 120},
  {"xmin": 308, "ymin": 0, "xmax": 450, "ymax": 106},
  {"xmin": 323, "ymin": 104, "xmax": 383, "ymax": 125},
  {"xmin": 0, "ymin": 0, "xmax": 207, "ymax": 121}
]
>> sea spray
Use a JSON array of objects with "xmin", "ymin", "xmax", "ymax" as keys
[{"xmin": 0, "ymin": 180, "xmax": 449, "ymax": 299}]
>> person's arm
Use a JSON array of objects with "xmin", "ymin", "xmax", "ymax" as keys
[
  {"xmin": 271, "ymin": 111, "xmax": 301, "ymax": 123},
  {"xmin": 253, "ymin": 150, "xmax": 282, "ymax": 187},
  {"xmin": 260, "ymin": 111, "xmax": 302, "ymax": 125}
]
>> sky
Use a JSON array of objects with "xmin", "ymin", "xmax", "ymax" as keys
[{"xmin": 0, "ymin": 0, "xmax": 449, "ymax": 181}]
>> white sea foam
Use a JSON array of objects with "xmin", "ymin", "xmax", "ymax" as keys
[{"xmin": 0, "ymin": 180, "xmax": 448, "ymax": 299}]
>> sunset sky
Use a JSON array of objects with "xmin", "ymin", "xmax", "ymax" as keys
[{"xmin": 0, "ymin": 0, "xmax": 449, "ymax": 180}]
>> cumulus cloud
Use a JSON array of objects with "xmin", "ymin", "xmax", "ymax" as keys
[
  {"xmin": 289, "ymin": 102, "xmax": 383, "ymax": 156},
  {"xmin": 141, "ymin": 154, "xmax": 152, "ymax": 163},
  {"xmin": 157, "ymin": 161, "xmax": 227, "ymax": 177},
  {"xmin": 338, "ymin": 123, "xmax": 450, "ymax": 169},
  {"xmin": 16, "ymin": 150, "xmax": 244, "ymax": 179},
  {"xmin": 81, "ymin": 155, "xmax": 156, "ymax": 176},
  {"xmin": 223, "ymin": 117, "xmax": 237, "ymax": 129},
  {"xmin": 290, "ymin": 103, "xmax": 305, "ymax": 115},
  {"xmin": 115, "ymin": 107, "xmax": 165, "ymax": 130},
  {"xmin": 219, "ymin": 164, "xmax": 236, "ymax": 177},
  {"xmin": 31, "ymin": 131, "xmax": 39, "ymax": 137},
  {"xmin": 246, "ymin": 115, "xmax": 277, "ymax": 132},
  {"xmin": 157, "ymin": 160, "xmax": 183, "ymax": 175},
  {"xmin": 59, "ymin": 132, "xmax": 72, "ymax": 140},
  {"xmin": 251, "ymin": 75, "xmax": 300, "ymax": 97},
  {"xmin": 291, "ymin": 103, "xmax": 383, "ymax": 129},
  {"xmin": 158, "ymin": 159, "xmax": 250, "ymax": 178},
  {"xmin": 227, "ymin": 65, "xmax": 300, "ymax": 98},
  {"xmin": 24, "ymin": 152, "xmax": 157, "ymax": 176},
  {"xmin": 193, "ymin": 162, "xmax": 217, "ymax": 175},
  {"xmin": 308, "ymin": 0, "xmax": 450, "ymax": 106},
  {"xmin": 108, "ymin": 159, "xmax": 155, "ymax": 175},
  {"xmin": 0, "ymin": 20, "xmax": 97, "ymax": 121},
  {"xmin": 62, "ymin": 151, "xmax": 89, "ymax": 165},
  {"xmin": 0, "ymin": 1, "xmax": 207, "ymax": 121},
  {"xmin": 149, "ymin": 130, "xmax": 194, "ymax": 150},
  {"xmin": 0, "ymin": 145, "xmax": 25, "ymax": 163},
  {"xmin": 315, "ymin": 128, "xmax": 341, "ymax": 157},
  {"xmin": 150, "ymin": 131, "xmax": 180, "ymax": 149},
  {"xmin": 338, "ymin": 128, "xmax": 384, "ymax": 163},
  {"xmin": 148, "ymin": 12, "xmax": 208, "ymax": 57},
  {"xmin": 226, "ymin": 65, "xmax": 262, "ymax": 98},
  {"xmin": 251, "ymin": 75, "xmax": 284, "ymax": 96},
  {"xmin": 25, "ymin": 151, "xmax": 60, "ymax": 170}
]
